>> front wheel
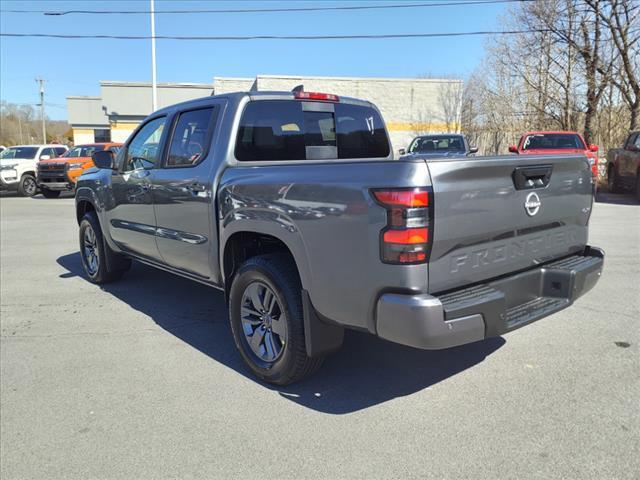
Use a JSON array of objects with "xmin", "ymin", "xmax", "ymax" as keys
[
  {"xmin": 17, "ymin": 174, "xmax": 37, "ymax": 197},
  {"xmin": 79, "ymin": 212, "xmax": 130, "ymax": 284},
  {"xmin": 635, "ymin": 174, "xmax": 640, "ymax": 203},
  {"xmin": 228, "ymin": 255, "xmax": 323, "ymax": 385},
  {"xmin": 41, "ymin": 188, "xmax": 61, "ymax": 199}
]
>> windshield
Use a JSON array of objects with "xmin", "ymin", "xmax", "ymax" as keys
[
  {"xmin": 63, "ymin": 145, "xmax": 104, "ymax": 158},
  {"xmin": 409, "ymin": 135, "xmax": 465, "ymax": 153},
  {"xmin": 522, "ymin": 134, "xmax": 586, "ymax": 150},
  {"xmin": 0, "ymin": 147, "xmax": 38, "ymax": 160}
]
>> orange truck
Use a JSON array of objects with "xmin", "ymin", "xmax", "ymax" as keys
[{"xmin": 36, "ymin": 143, "xmax": 122, "ymax": 198}]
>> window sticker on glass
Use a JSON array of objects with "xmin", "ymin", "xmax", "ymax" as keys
[{"xmin": 365, "ymin": 116, "xmax": 375, "ymax": 135}]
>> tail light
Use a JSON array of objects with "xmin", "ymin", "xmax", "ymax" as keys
[
  {"xmin": 372, "ymin": 187, "xmax": 432, "ymax": 264},
  {"xmin": 293, "ymin": 91, "xmax": 339, "ymax": 102},
  {"xmin": 588, "ymin": 156, "xmax": 598, "ymax": 182}
]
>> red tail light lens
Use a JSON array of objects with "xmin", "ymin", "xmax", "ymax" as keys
[
  {"xmin": 293, "ymin": 91, "xmax": 339, "ymax": 102},
  {"xmin": 372, "ymin": 187, "xmax": 432, "ymax": 264},
  {"xmin": 373, "ymin": 189, "xmax": 429, "ymax": 207},
  {"xmin": 383, "ymin": 228, "xmax": 429, "ymax": 244}
]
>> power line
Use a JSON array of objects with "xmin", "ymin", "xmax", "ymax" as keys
[
  {"xmin": 0, "ymin": 29, "xmax": 561, "ymax": 41},
  {"xmin": 1, "ymin": 0, "xmax": 534, "ymax": 15}
]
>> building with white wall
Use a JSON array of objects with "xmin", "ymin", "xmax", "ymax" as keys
[{"xmin": 66, "ymin": 75, "xmax": 462, "ymax": 152}]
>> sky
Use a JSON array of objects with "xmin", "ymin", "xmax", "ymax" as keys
[{"xmin": 0, "ymin": 0, "xmax": 511, "ymax": 120}]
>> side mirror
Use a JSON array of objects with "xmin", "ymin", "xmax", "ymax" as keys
[
  {"xmin": 469, "ymin": 146, "xmax": 479, "ymax": 154},
  {"xmin": 589, "ymin": 144, "xmax": 599, "ymax": 152},
  {"xmin": 39, "ymin": 155, "xmax": 51, "ymax": 160},
  {"xmin": 398, "ymin": 148, "xmax": 406, "ymax": 155},
  {"xmin": 508, "ymin": 145, "xmax": 519, "ymax": 154},
  {"xmin": 92, "ymin": 150, "xmax": 116, "ymax": 170}
]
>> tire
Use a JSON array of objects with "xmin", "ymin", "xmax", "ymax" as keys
[
  {"xmin": 228, "ymin": 254, "xmax": 324, "ymax": 385},
  {"xmin": 17, "ymin": 174, "xmax": 37, "ymax": 197},
  {"xmin": 635, "ymin": 174, "xmax": 640, "ymax": 203},
  {"xmin": 608, "ymin": 166, "xmax": 622, "ymax": 193},
  {"xmin": 79, "ymin": 212, "xmax": 131, "ymax": 284},
  {"xmin": 41, "ymin": 188, "xmax": 61, "ymax": 199}
]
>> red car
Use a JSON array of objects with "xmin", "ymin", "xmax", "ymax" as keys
[{"xmin": 509, "ymin": 131, "xmax": 599, "ymax": 181}]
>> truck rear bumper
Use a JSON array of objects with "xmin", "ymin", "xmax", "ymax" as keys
[{"xmin": 376, "ymin": 246, "xmax": 604, "ymax": 350}]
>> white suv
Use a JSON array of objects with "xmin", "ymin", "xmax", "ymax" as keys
[{"xmin": 0, "ymin": 144, "xmax": 68, "ymax": 197}]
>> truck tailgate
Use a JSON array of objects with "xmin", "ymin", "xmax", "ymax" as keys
[{"xmin": 426, "ymin": 154, "xmax": 593, "ymax": 293}]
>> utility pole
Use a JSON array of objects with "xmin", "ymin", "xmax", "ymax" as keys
[
  {"xmin": 35, "ymin": 77, "xmax": 46, "ymax": 143},
  {"xmin": 150, "ymin": 0, "xmax": 158, "ymax": 112}
]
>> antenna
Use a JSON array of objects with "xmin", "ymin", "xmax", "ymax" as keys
[{"xmin": 291, "ymin": 84, "xmax": 304, "ymax": 93}]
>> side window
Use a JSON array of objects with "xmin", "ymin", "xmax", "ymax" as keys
[
  {"xmin": 167, "ymin": 107, "xmax": 216, "ymax": 167},
  {"xmin": 108, "ymin": 146, "xmax": 121, "ymax": 154},
  {"xmin": 54, "ymin": 147, "xmax": 67, "ymax": 157},
  {"xmin": 40, "ymin": 148, "xmax": 55, "ymax": 159},
  {"xmin": 235, "ymin": 101, "xmax": 305, "ymax": 161},
  {"xmin": 633, "ymin": 134, "xmax": 640, "ymax": 149},
  {"xmin": 124, "ymin": 117, "xmax": 166, "ymax": 171}
]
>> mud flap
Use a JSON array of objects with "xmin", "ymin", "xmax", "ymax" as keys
[{"xmin": 302, "ymin": 290, "xmax": 344, "ymax": 358}]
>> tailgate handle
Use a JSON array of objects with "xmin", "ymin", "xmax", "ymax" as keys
[{"xmin": 512, "ymin": 165, "xmax": 553, "ymax": 190}]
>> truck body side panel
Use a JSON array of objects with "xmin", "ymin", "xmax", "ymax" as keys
[{"xmin": 218, "ymin": 160, "xmax": 431, "ymax": 333}]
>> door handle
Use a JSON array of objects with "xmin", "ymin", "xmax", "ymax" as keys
[{"xmin": 187, "ymin": 182, "xmax": 207, "ymax": 193}]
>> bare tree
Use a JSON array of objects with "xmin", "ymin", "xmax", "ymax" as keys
[
  {"xmin": 438, "ymin": 80, "xmax": 464, "ymax": 132},
  {"xmin": 588, "ymin": 0, "xmax": 640, "ymax": 130}
]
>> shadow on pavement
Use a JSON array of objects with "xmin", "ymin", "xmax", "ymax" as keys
[{"xmin": 57, "ymin": 251, "xmax": 505, "ymax": 414}]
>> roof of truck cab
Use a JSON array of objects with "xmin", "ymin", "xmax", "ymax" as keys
[
  {"xmin": 521, "ymin": 131, "xmax": 583, "ymax": 136},
  {"xmin": 152, "ymin": 91, "xmax": 373, "ymax": 116},
  {"xmin": 4, "ymin": 144, "xmax": 68, "ymax": 148}
]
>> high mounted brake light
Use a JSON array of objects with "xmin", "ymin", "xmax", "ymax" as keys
[
  {"xmin": 293, "ymin": 91, "xmax": 339, "ymax": 102},
  {"xmin": 372, "ymin": 187, "xmax": 432, "ymax": 265}
]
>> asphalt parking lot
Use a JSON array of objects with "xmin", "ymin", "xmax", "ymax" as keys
[{"xmin": 1, "ymin": 191, "xmax": 638, "ymax": 479}]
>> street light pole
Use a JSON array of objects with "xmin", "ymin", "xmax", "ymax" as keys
[
  {"xmin": 150, "ymin": 0, "xmax": 158, "ymax": 112},
  {"xmin": 36, "ymin": 77, "xmax": 46, "ymax": 143}
]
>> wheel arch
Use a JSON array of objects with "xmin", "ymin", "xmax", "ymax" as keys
[{"xmin": 221, "ymin": 228, "xmax": 312, "ymax": 297}]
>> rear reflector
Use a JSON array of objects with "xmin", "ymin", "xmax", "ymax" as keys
[
  {"xmin": 373, "ymin": 189, "xmax": 429, "ymax": 208},
  {"xmin": 293, "ymin": 91, "xmax": 339, "ymax": 102}
]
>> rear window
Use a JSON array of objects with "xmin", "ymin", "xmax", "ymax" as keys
[
  {"xmin": 522, "ymin": 134, "xmax": 586, "ymax": 150},
  {"xmin": 235, "ymin": 100, "xmax": 390, "ymax": 161}
]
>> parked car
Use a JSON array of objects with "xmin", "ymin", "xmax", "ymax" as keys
[
  {"xmin": 398, "ymin": 134, "xmax": 478, "ymax": 158},
  {"xmin": 37, "ymin": 143, "xmax": 122, "ymax": 198},
  {"xmin": 606, "ymin": 131, "xmax": 640, "ymax": 200},
  {"xmin": 509, "ymin": 131, "xmax": 599, "ymax": 182},
  {"xmin": 0, "ymin": 144, "xmax": 68, "ymax": 197},
  {"xmin": 75, "ymin": 90, "xmax": 604, "ymax": 385}
]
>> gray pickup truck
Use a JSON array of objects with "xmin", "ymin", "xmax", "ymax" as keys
[{"xmin": 76, "ymin": 90, "xmax": 604, "ymax": 385}]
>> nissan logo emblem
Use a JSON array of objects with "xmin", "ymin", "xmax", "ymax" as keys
[{"xmin": 525, "ymin": 192, "xmax": 541, "ymax": 216}]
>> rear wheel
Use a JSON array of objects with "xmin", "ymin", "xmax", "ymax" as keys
[
  {"xmin": 79, "ymin": 212, "xmax": 130, "ymax": 284},
  {"xmin": 41, "ymin": 188, "xmax": 61, "ymax": 199},
  {"xmin": 18, "ymin": 174, "xmax": 37, "ymax": 197},
  {"xmin": 635, "ymin": 173, "xmax": 640, "ymax": 202},
  {"xmin": 229, "ymin": 255, "xmax": 323, "ymax": 385}
]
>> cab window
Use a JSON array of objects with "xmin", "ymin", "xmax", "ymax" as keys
[
  {"xmin": 124, "ymin": 117, "xmax": 166, "ymax": 171},
  {"xmin": 235, "ymin": 100, "xmax": 389, "ymax": 161},
  {"xmin": 167, "ymin": 107, "xmax": 217, "ymax": 167}
]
